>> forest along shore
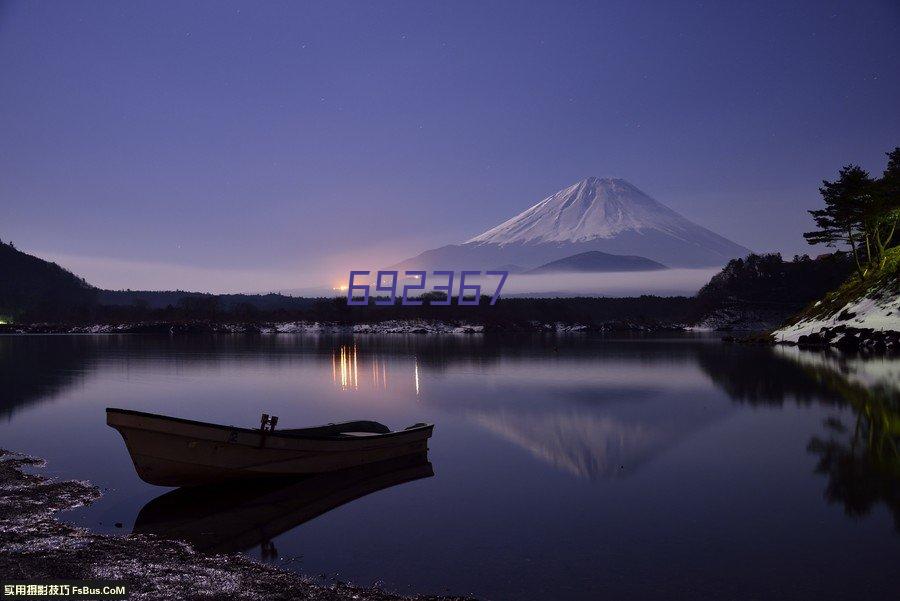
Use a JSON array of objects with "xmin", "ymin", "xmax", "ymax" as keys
[
  {"xmin": 0, "ymin": 318, "xmax": 688, "ymax": 335},
  {"xmin": 0, "ymin": 449, "xmax": 475, "ymax": 601}
]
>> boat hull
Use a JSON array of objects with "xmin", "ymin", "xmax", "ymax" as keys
[{"xmin": 107, "ymin": 408, "xmax": 433, "ymax": 486}]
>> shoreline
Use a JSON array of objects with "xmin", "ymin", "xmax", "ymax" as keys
[
  {"xmin": 3, "ymin": 320, "xmax": 897, "ymax": 354},
  {"xmin": 0, "ymin": 318, "xmax": 689, "ymax": 336},
  {"xmin": 0, "ymin": 448, "xmax": 475, "ymax": 601},
  {"xmin": 725, "ymin": 326, "xmax": 900, "ymax": 354}
]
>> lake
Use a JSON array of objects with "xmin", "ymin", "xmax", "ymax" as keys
[{"xmin": 1, "ymin": 333, "xmax": 898, "ymax": 600}]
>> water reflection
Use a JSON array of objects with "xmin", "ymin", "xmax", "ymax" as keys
[
  {"xmin": 809, "ymin": 405, "xmax": 900, "ymax": 531},
  {"xmin": 333, "ymin": 344, "xmax": 359, "ymax": 390},
  {"xmin": 0, "ymin": 336, "xmax": 101, "ymax": 418},
  {"xmin": 330, "ymin": 343, "xmax": 423, "ymax": 397},
  {"xmin": 133, "ymin": 453, "xmax": 433, "ymax": 554},
  {"xmin": 470, "ymin": 411, "xmax": 662, "ymax": 478},
  {"xmin": 788, "ymin": 352, "xmax": 900, "ymax": 531},
  {"xmin": 698, "ymin": 345, "xmax": 900, "ymax": 530},
  {"xmin": 2, "ymin": 334, "xmax": 898, "ymax": 545},
  {"xmin": 462, "ymin": 399, "xmax": 730, "ymax": 479}
]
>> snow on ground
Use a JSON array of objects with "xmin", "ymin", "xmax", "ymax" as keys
[{"xmin": 773, "ymin": 282, "xmax": 900, "ymax": 343}]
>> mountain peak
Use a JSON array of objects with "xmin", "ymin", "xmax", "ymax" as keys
[
  {"xmin": 466, "ymin": 177, "xmax": 684, "ymax": 245},
  {"xmin": 577, "ymin": 176, "xmax": 625, "ymax": 185},
  {"xmin": 568, "ymin": 176, "xmax": 631, "ymax": 193}
]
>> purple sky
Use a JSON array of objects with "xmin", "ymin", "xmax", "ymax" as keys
[{"xmin": 1, "ymin": 0, "xmax": 899, "ymax": 292}]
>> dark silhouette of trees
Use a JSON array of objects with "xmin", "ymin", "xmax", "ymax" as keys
[
  {"xmin": 178, "ymin": 295, "xmax": 220, "ymax": 319},
  {"xmin": 0, "ymin": 240, "xmax": 97, "ymax": 322},
  {"xmin": 805, "ymin": 147, "xmax": 900, "ymax": 277},
  {"xmin": 694, "ymin": 252, "xmax": 852, "ymax": 314},
  {"xmin": 871, "ymin": 147, "xmax": 900, "ymax": 267}
]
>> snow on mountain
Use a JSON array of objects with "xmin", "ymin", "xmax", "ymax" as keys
[
  {"xmin": 467, "ymin": 177, "xmax": 703, "ymax": 245},
  {"xmin": 394, "ymin": 177, "xmax": 750, "ymax": 270}
]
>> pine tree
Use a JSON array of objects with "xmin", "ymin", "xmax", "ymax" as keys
[
  {"xmin": 804, "ymin": 165, "xmax": 874, "ymax": 278},
  {"xmin": 870, "ymin": 147, "xmax": 900, "ymax": 267}
]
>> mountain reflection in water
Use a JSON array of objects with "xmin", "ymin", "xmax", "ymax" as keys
[
  {"xmin": 466, "ymin": 402, "xmax": 729, "ymax": 479},
  {"xmin": 133, "ymin": 453, "xmax": 433, "ymax": 554}
]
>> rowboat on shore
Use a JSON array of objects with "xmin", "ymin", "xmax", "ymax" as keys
[{"xmin": 106, "ymin": 407, "xmax": 433, "ymax": 487}]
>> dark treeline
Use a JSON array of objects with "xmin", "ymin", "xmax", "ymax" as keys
[
  {"xmin": 81, "ymin": 292, "xmax": 698, "ymax": 329},
  {"xmin": 694, "ymin": 251, "xmax": 854, "ymax": 314},
  {"xmin": 98, "ymin": 290, "xmax": 320, "ymax": 313}
]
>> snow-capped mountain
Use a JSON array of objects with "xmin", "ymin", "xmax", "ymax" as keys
[
  {"xmin": 395, "ymin": 177, "xmax": 750, "ymax": 270},
  {"xmin": 469, "ymin": 177, "xmax": 722, "ymax": 246}
]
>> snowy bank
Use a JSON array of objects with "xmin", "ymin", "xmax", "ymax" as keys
[{"xmin": 772, "ymin": 267, "xmax": 899, "ymax": 350}]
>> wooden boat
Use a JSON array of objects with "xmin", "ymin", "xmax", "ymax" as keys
[
  {"xmin": 133, "ymin": 453, "xmax": 433, "ymax": 553},
  {"xmin": 106, "ymin": 407, "xmax": 433, "ymax": 486}
]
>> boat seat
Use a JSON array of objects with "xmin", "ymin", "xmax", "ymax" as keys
[{"xmin": 277, "ymin": 420, "xmax": 392, "ymax": 437}]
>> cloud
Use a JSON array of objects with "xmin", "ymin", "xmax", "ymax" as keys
[
  {"xmin": 39, "ymin": 251, "xmax": 718, "ymax": 298},
  {"xmin": 501, "ymin": 269, "xmax": 719, "ymax": 297}
]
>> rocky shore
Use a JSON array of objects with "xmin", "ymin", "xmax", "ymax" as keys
[
  {"xmin": 766, "ymin": 266, "xmax": 899, "ymax": 353},
  {"xmin": 0, "ymin": 449, "xmax": 475, "ymax": 601},
  {"xmin": 790, "ymin": 326, "xmax": 899, "ymax": 352}
]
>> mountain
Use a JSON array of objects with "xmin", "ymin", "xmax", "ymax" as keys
[
  {"xmin": 395, "ymin": 177, "xmax": 751, "ymax": 270},
  {"xmin": 0, "ymin": 240, "xmax": 97, "ymax": 320},
  {"xmin": 525, "ymin": 251, "xmax": 667, "ymax": 274}
]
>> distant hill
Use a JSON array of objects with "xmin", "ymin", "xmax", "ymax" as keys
[
  {"xmin": 0, "ymin": 240, "xmax": 326, "ymax": 322},
  {"xmin": 525, "ymin": 251, "xmax": 667, "ymax": 274},
  {"xmin": 0, "ymin": 240, "xmax": 97, "ymax": 320}
]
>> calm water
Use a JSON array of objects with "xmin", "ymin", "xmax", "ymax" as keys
[{"xmin": 1, "ymin": 334, "xmax": 898, "ymax": 600}]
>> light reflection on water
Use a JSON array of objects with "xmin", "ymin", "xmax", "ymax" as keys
[
  {"xmin": 0, "ymin": 333, "xmax": 898, "ymax": 600},
  {"xmin": 332, "ymin": 343, "xmax": 420, "ymax": 397}
]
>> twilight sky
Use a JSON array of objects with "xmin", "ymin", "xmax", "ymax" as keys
[{"xmin": 1, "ymin": 0, "xmax": 899, "ymax": 292}]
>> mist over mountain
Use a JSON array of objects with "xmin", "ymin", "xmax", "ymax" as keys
[{"xmin": 395, "ymin": 177, "xmax": 750, "ymax": 270}]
